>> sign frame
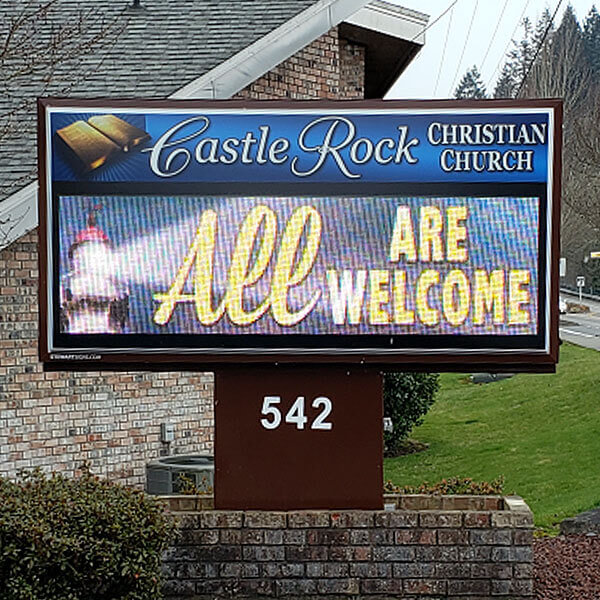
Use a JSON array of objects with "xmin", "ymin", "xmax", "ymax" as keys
[{"xmin": 38, "ymin": 97, "xmax": 562, "ymax": 371}]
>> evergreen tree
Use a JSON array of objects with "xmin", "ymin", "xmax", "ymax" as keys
[
  {"xmin": 493, "ymin": 62, "xmax": 518, "ymax": 98},
  {"xmin": 454, "ymin": 65, "xmax": 487, "ymax": 99},
  {"xmin": 494, "ymin": 12, "xmax": 554, "ymax": 98},
  {"xmin": 583, "ymin": 5, "xmax": 600, "ymax": 74},
  {"xmin": 493, "ymin": 17, "xmax": 534, "ymax": 98},
  {"xmin": 542, "ymin": 4, "xmax": 586, "ymax": 104}
]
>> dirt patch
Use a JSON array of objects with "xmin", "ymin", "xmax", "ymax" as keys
[
  {"xmin": 386, "ymin": 438, "xmax": 429, "ymax": 457},
  {"xmin": 567, "ymin": 302, "xmax": 591, "ymax": 314}
]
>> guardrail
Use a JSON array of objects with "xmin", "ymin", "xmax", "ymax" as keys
[{"xmin": 560, "ymin": 287, "xmax": 600, "ymax": 303}]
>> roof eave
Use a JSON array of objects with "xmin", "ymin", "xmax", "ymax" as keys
[
  {"xmin": 340, "ymin": 1, "xmax": 428, "ymax": 98},
  {"xmin": 171, "ymin": 0, "xmax": 372, "ymax": 100},
  {"xmin": 0, "ymin": 182, "xmax": 38, "ymax": 251}
]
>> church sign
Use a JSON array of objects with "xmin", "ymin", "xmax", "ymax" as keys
[{"xmin": 38, "ymin": 99, "xmax": 562, "ymax": 370}]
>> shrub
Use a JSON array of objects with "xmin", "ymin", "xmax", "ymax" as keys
[
  {"xmin": 383, "ymin": 372, "xmax": 439, "ymax": 456},
  {"xmin": 0, "ymin": 467, "xmax": 175, "ymax": 600},
  {"xmin": 384, "ymin": 475, "xmax": 505, "ymax": 495}
]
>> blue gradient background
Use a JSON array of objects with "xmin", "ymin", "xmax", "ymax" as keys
[{"xmin": 50, "ymin": 111, "xmax": 550, "ymax": 183}]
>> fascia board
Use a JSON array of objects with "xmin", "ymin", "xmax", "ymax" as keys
[
  {"xmin": 170, "ymin": 0, "xmax": 371, "ymax": 100},
  {"xmin": 343, "ymin": 1, "xmax": 428, "ymax": 45},
  {"xmin": 0, "ymin": 182, "xmax": 37, "ymax": 251}
]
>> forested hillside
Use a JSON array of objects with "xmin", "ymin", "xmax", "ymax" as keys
[{"xmin": 456, "ymin": 6, "xmax": 600, "ymax": 292}]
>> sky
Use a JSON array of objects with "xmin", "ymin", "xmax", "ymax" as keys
[{"xmin": 387, "ymin": 0, "xmax": 598, "ymax": 99}]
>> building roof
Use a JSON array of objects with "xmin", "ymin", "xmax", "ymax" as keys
[{"xmin": 0, "ymin": 0, "xmax": 427, "ymax": 249}]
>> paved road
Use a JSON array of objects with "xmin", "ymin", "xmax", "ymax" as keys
[{"xmin": 559, "ymin": 294, "xmax": 600, "ymax": 352}]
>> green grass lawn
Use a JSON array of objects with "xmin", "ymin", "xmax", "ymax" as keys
[{"xmin": 383, "ymin": 342, "xmax": 600, "ymax": 532}]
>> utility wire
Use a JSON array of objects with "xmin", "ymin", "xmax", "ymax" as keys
[
  {"xmin": 486, "ymin": 0, "xmax": 530, "ymax": 91},
  {"xmin": 434, "ymin": 3, "xmax": 455, "ymax": 95},
  {"xmin": 409, "ymin": 0, "xmax": 459, "ymax": 43},
  {"xmin": 479, "ymin": 0, "xmax": 510, "ymax": 72},
  {"xmin": 449, "ymin": 0, "xmax": 479, "ymax": 95},
  {"xmin": 515, "ymin": 0, "xmax": 564, "ymax": 97}
]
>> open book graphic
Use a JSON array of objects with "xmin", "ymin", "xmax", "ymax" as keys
[{"xmin": 56, "ymin": 115, "xmax": 150, "ymax": 172}]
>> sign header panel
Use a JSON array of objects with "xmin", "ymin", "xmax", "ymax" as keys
[
  {"xmin": 49, "ymin": 108, "xmax": 550, "ymax": 184},
  {"xmin": 38, "ymin": 99, "xmax": 562, "ymax": 369}
]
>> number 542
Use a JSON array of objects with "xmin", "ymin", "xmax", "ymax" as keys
[{"xmin": 260, "ymin": 395, "xmax": 332, "ymax": 430}]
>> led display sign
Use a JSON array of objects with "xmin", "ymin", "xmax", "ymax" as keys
[{"xmin": 38, "ymin": 99, "xmax": 562, "ymax": 369}]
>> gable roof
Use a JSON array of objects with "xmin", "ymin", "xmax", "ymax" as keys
[{"xmin": 0, "ymin": 0, "xmax": 427, "ymax": 249}]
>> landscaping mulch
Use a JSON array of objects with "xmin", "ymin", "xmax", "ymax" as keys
[{"xmin": 534, "ymin": 534, "xmax": 600, "ymax": 599}]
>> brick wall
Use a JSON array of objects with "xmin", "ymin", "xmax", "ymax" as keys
[
  {"xmin": 0, "ymin": 29, "xmax": 365, "ymax": 487},
  {"xmin": 0, "ymin": 230, "xmax": 214, "ymax": 486},
  {"xmin": 339, "ymin": 38, "xmax": 365, "ymax": 99},
  {"xmin": 161, "ymin": 495, "xmax": 534, "ymax": 599},
  {"xmin": 235, "ymin": 27, "xmax": 364, "ymax": 100}
]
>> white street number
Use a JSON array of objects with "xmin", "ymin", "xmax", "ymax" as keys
[
  {"xmin": 260, "ymin": 396, "xmax": 282, "ymax": 429},
  {"xmin": 260, "ymin": 395, "xmax": 333, "ymax": 430}
]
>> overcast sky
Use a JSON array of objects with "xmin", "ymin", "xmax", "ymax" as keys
[{"xmin": 387, "ymin": 0, "xmax": 597, "ymax": 99}]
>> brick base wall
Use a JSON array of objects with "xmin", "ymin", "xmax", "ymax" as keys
[{"xmin": 161, "ymin": 495, "xmax": 534, "ymax": 599}]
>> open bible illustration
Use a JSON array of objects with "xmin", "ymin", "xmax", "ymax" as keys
[{"xmin": 56, "ymin": 115, "xmax": 150, "ymax": 172}]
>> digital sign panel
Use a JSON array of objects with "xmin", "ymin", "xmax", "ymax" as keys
[{"xmin": 38, "ymin": 99, "xmax": 561, "ymax": 369}]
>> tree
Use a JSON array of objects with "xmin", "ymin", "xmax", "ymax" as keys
[
  {"xmin": 493, "ymin": 62, "xmax": 518, "ymax": 99},
  {"xmin": 583, "ymin": 5, "xmax": 600, "ymax": 74},
  {"xmin": 454, "ymin": 65, "xmax": 487, "ymax": 99},
  {"xmin": 493, "ymin": 6, "xmax": 600, "ymax": 283},
  {"xmin": 493, "ymin": 11, "xmax": 554, "ymax": 98},
  {"xmin": 523, "ymin": 5, "xmax": 588, "ymax": 109},
  {"xmin": 383, "ymin": 372, "xmax": 439, "ymax": 457}
]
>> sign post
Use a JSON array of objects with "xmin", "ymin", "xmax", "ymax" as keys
[
  {"xmin": 38, "ymin": 98, "xmax": 562, "ymax": 509},
  {"xmin": 214, "ymin": 368, "xmax": 382, "ymax": 510},
  {"xmin": 577, "ymin": 275, "xmax": 585, "ymax": 302}
]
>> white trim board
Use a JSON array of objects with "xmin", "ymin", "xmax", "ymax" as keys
[
  {"xmin": 0, "ymin": 182, "xmax": 37, "ymax": 251},
  {"xmin": 344, "ymin": 1, "xmax": 427, "ymax": 45}
]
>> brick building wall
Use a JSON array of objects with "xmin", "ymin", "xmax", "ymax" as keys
[
  {"xmin": 0, "ymin": 28, "xmax": 366, "ymax": 487},
  {"xmin": 235, "ymin": 28, "xmax": 364, "ymax": 100},
  {"xmin": 0, "ymin": 232, "xmax": 214, "ymax": 485}
]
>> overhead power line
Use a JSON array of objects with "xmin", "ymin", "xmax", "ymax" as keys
[
  {"xmin": 434, "ymin": 3, "xmax": 455, "ymax": 95},
  {"xmin": 480, "ymin": 0, "xmax": 510, "ymax": 72},
  {"xmin": 486, "ymin": 0, "xmax": 531, "ymax": 91},
  {"xmin": 515, "ymin": 0, "xmax": 565, "ymax": 97},
  {"xmin": 409, "ymin": 0, "xmax": 459, "ymax": 43},
  {"xmin": 449, "ymin": 0, "xmax": 479, "ymax": 95}
]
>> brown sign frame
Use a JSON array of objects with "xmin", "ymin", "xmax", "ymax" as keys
[{"xmin": 38, "ymin": 97, "xmax": 562, "ymax": 372}]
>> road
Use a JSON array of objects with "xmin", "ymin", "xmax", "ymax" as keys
[{"xmin": 559, "ymin": 294, "xmax": 600, "ymax": 352}]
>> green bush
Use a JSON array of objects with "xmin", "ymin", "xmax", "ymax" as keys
[
  {"xmin": 384, "ymin": 475, "xmax": 505, "ymax": 495},
  {"xmin": 383, "ymin": 372, "xmax": 439, "ymax": 456},
  {"xmin": 0, "ymin": 467, "xmax": 175, "ymax": 600}
]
